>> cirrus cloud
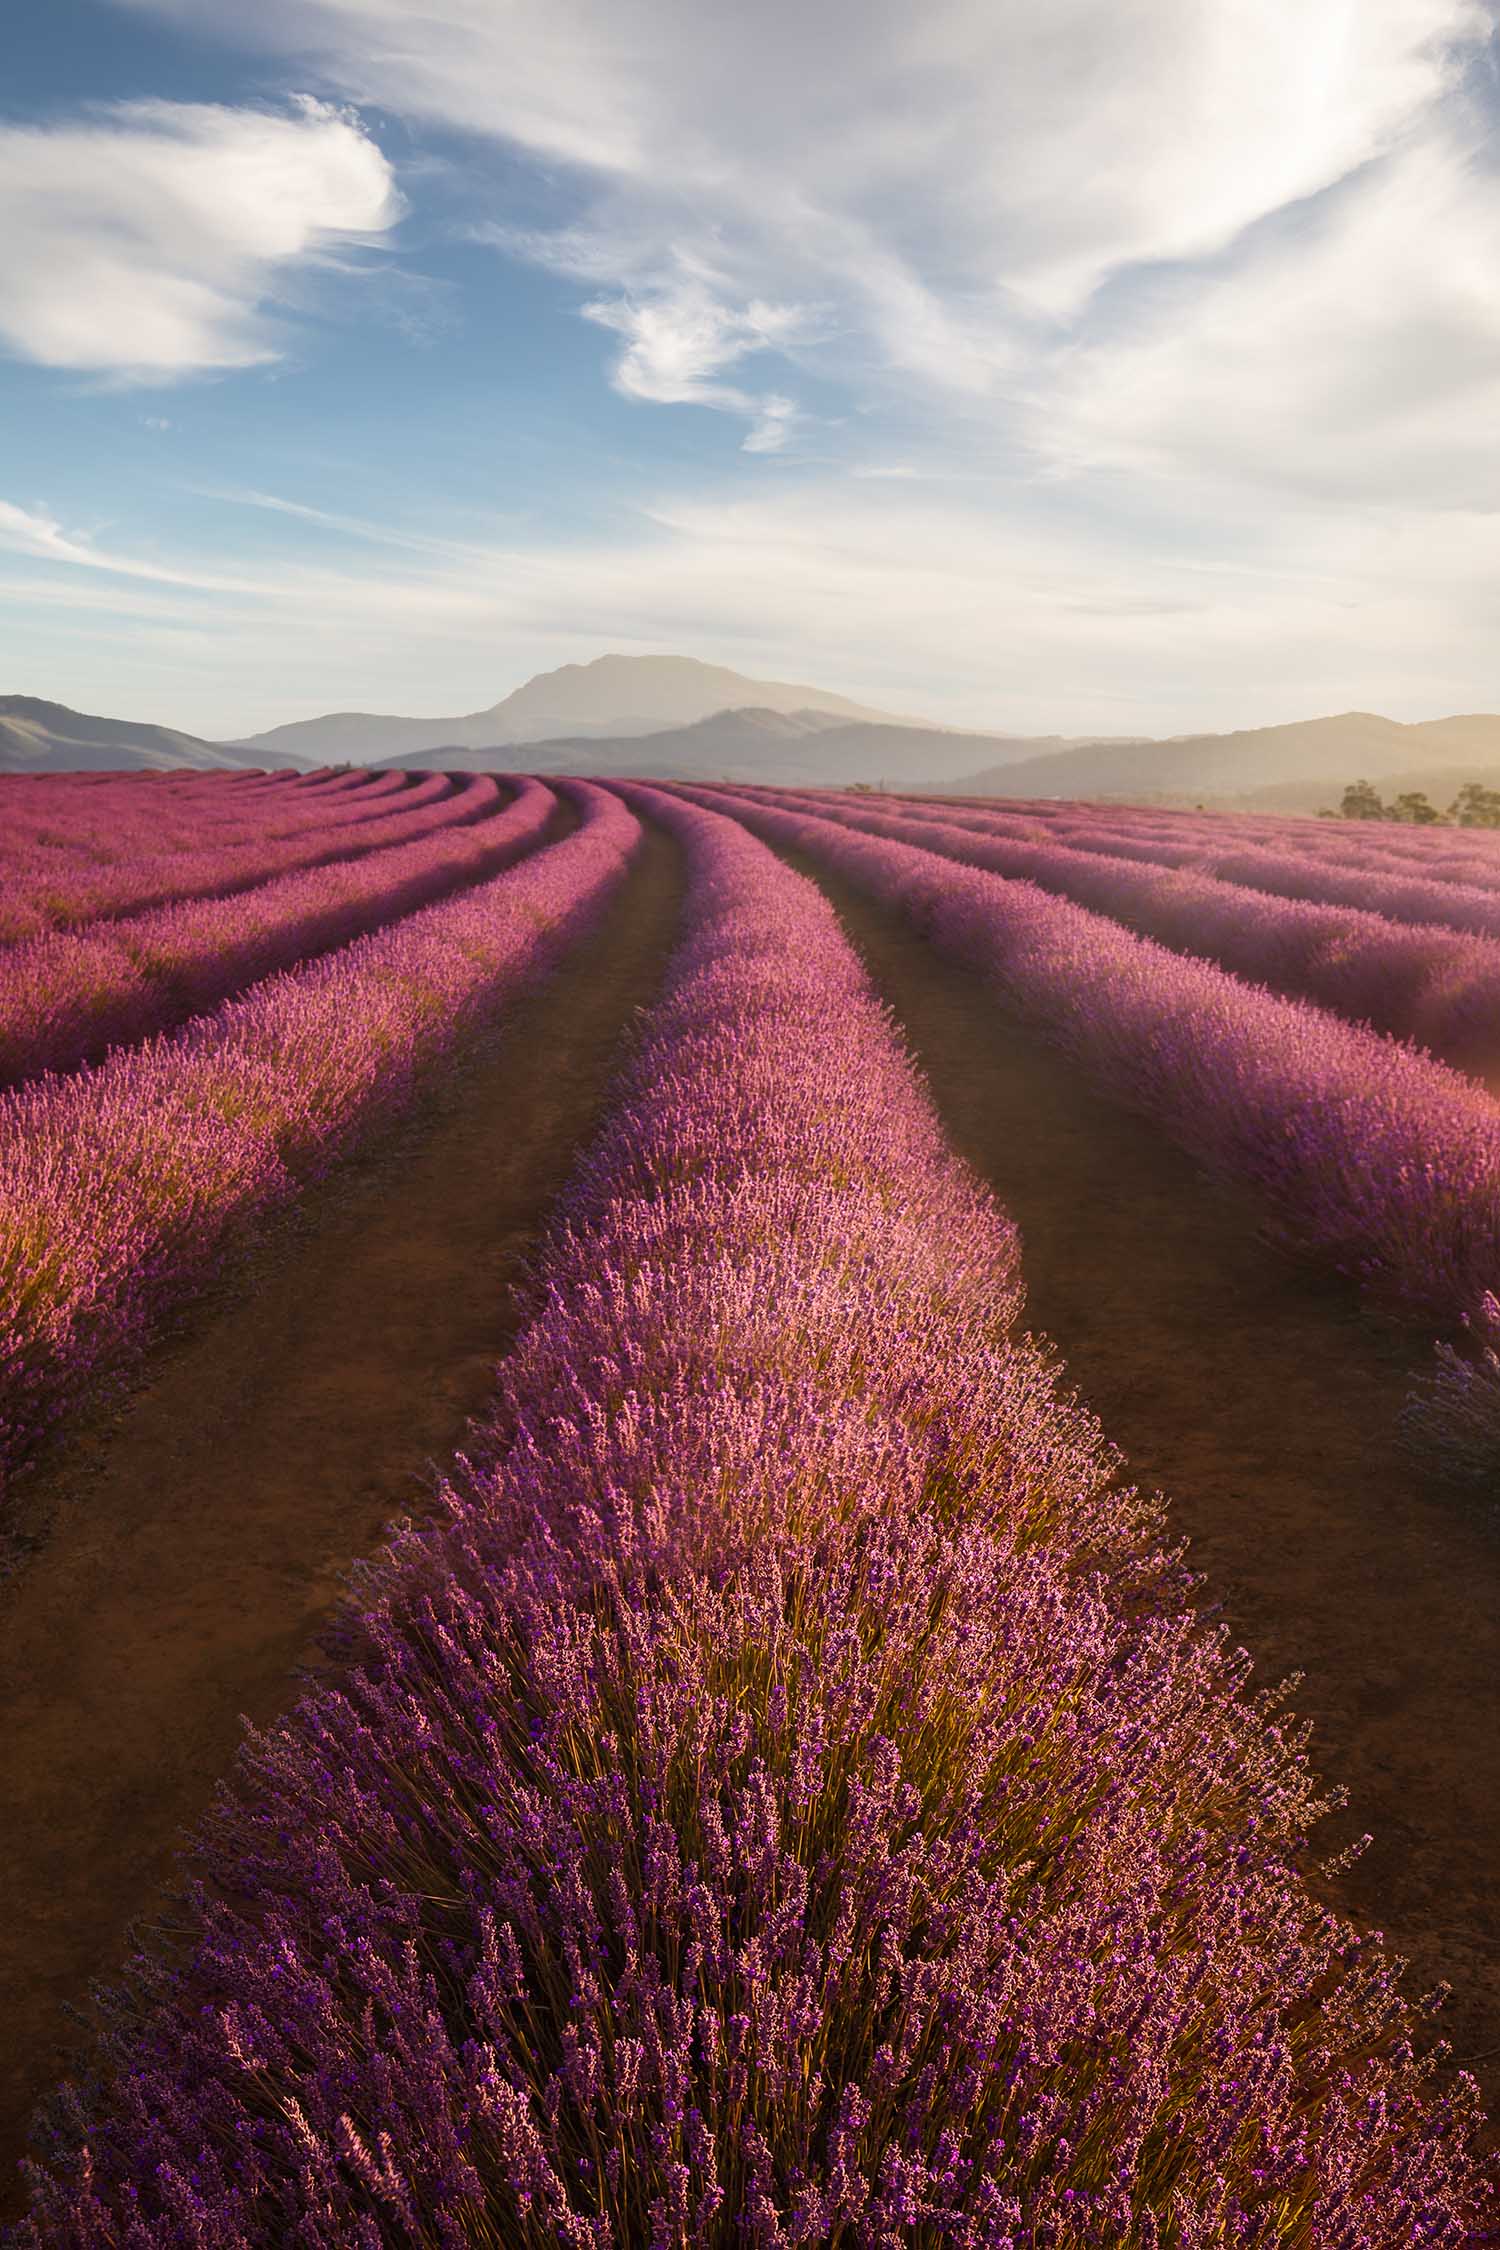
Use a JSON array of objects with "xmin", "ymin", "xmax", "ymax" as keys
[
  {"xmin": 118, "ymin": 0, "xmax": 1489, "ymax": 354},
  {"xmin": 1046, "ymin": 123, "xmax": 1500, "ymax": 509},
  {"xmin": 109, "ymin": 0, "xmax": 1498, "ymax": 512},
  {"xmin": 37, "ymin": 0, "xmax": 1500, "ymax": 740}
]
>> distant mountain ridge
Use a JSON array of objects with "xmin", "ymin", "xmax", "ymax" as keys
[
  {"xmin": 0, "ymin": 696, "xmax": 304, "ymax": 775},
  {"xmin": 229, "ymin": 653, "xmax": 939, "ymax": 765},
  {"xmin": 381, "ymin": 706, "xmax": 1052, "ymax": 786},
  {"xmin": 946, "ymin": 711, "xmax": 1500, "ymax": 809},
  {"xmin": 11, "ymin": 671, "xmax": 1500, "ymax": 805}
]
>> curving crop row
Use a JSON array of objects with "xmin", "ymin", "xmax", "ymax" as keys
[
  {"xmin": 0, "ymin": 772, "xmax": 491, "ymax": 945},
  {"xmin": 0, "ymin": 776, "xmax": 559, "ymax": 1089},
  {"xmin": 927, "ymin": 795, "xmax": 1500, "ymax": 894},
  {"xmin": 14, "ymin": 786, "xmax": 1489, "ymax": 2245},
  {"xmin": 0, "ymin": 769, "xmax": 431, "ymax": 871},
  {"xmin": 883, "ymin": 791, "xmax": 1500, "ymax": 936},
  {"xmin": 0, "ymin": 785, "xmax": 639, "ymax": 1492},
  {"xmin": 729, "ymin": 786, "xmax": 1500, "ymax": 1080},
  {"xmin": 685, "ymin": 786, "xmax": 1500, "ymax": 1461},
  {"xmin": 0, "ymin": 770, "xmax": 448, "ymax": 920}
]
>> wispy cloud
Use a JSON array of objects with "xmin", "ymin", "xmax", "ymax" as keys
[
  {"xmin": 0, "ymin": 498, "xmax": 261, "ymax": 589},
  {"xmin": 189, "ymin": 485, "xmax": 504, "ymax": 558},
  {"xmin": 0, "ymin": 96, "xmax": 401, "ymax": 378},
  {"xmin": 1047, "ymin": 123, "xmax": 1500, "ymax": 511},
  {"xmin": 110, "ymin": 0, "xmax": 1500, "ymax": 569},
  {"xmin": 31, "ymin": 0, "xmax": 1500, "ymax": 739},
  {"xmin": 580, "ymin": 285, "xmax": 809, "ymax": 449},
  {"xmin": 8, "ymin": 473, "xmax": 1499, "ymax": 741},
  {"xmin": 119, "ymin": 0, "xmax": 1489, "ymax": 392}
]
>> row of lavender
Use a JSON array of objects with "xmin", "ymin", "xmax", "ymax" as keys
[
  {"xmin": 935, "ymin": 793, "xmax": 1500, "ymax": 895},
  {"xmin": 900, "ymin": 794, "xmax": 1500, "ymax": 938},
  {"xmin": 0, "ymin": 768, "xmax": 418, "ymax": 883},
  {"xmin": 688, "ymin": 787, "xmax": 1500, "ymax": 1481},
  {"xmin": 0, "ymin": 784, "xmax": 638, "ymax": 1495},
  {"xmin": 0, "ymin": 771, "xmax": 487, "ymax": 944},
  {"xmin": 0, "ymin": 777, "xmax": 557, "ymax": 1089},
  {"xmin": 14, "ymin": 788, "xmax": 1489, "ymax": 2245},
  {"xmin": 741, "ymin": 786, "xmax": 1500, "ymax": 1079}
]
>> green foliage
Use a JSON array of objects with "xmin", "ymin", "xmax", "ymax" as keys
[
  {"xmin": 1449, "ymin": 781, "xmax": 1500, "ymax": 827},
  {"xmin": 1338, "ymin": 778, "xmax": 1387, "ymax": 820},
  {"xmin": 1335, "ymin": 780, "xmax": 1448, "ymax": 824},
  {"xmin": 1388, "ymin": 790, "xmax": 1443, "ymax": 825}
]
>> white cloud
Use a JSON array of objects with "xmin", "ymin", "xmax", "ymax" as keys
[
  {"xmin": 190, "ymin": 486, "xmax": 484, "ymax": 555},
  {"xmin": 36, "ymin": 0, "xmax": 1500, "ymax": 738},
  {"xmin": 581, "ymin": 285, "xmax": 807, "ymax": 448},
  {"xmin": 0, "ymin": 97, "xmax": 401, "ymax": 377},
  {"xmin": 7, "ymin": 474, "xmax": 1500, "ymax": 740},
  {"xmin": 1047, "ymin": 126, "xmax": 1500, "ymax": 509},
  {"xmin": 0, "ymin": 498, "xmax": 259, "ymax": 588},
  {"xmin": 114, "ymin": 0, "xmax": 1495, "ymax": 503},
  {"xmin": 741, "ymin": 397, "xmax": 799, "ymax": 455},
  {"xmin": 122, "ymin": 0, "xmax": 1487, "ymax": 326}
]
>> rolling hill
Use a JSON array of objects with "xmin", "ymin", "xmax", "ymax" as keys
[
  {"xmin": 16, "ymin": 677, "xmax": 1500, "ymax": 806},
  {"xmin": 947, "ymin": 711, "xmax": 1500, "ymax": 808},
  {"xmin": 382, "ymin": 706, "xmax": 1063, "ymax": 787},
  {"xmin": 227, "ymin": 653, "xmax": 942, "ymax": 765},
  {"xmin": 0, "ymin": 697, "xmax": 305, "ymax": 775}
]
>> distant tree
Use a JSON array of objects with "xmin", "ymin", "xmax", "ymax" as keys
[
  {"xmin": 850, "ymin": 781, "xmax": 875, "ymax": 793},
  {"xmin": 1388, "ymin": 790, "xmax": 1444, "ymax": 825},
  {"xmin": 1449, "ymin": 782, "xmax": 1500, "ymax": 828},
  {"xmin": 1339, "ymin": 779, "xmax": 1386, "ymax": 820}
]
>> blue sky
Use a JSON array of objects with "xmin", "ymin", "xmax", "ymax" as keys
[{"xmin": 2, "ymin": 0, "xmax": 1499, "ymax": 740}]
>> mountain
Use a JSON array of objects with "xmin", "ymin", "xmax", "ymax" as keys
[
  {"xmin": 946, "ymin": 712, "xmax": 1500, "ymax": 807},
  {"xmin": 20, "ymin": 681, "xmax": 1500, "ymax": 803},
  {"xmin": 228, "ymin": 654, "xmax": 941, "ymax": 765},
  {"xmin": 380, "ymin": 707, "xmax": 1076, "ymax": 788},
  {"xmin": 0, "ymin": 696, "xmax": 306, "ymax": 774},
  {"xmin": 1214, "ymin": 762, "xmax": 1500, "ymax": 816}
]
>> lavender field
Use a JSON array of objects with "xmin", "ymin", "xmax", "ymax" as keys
[{"xmin": 3, "ymin": 768, "xmax": 1498, "ymax": 2246}]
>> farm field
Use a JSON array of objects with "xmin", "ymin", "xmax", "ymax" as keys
[{"xmin": 2, "ymin": 769, "xmax": 1498, "ymax": 2243}]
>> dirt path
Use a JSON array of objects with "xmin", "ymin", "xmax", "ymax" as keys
[
  {"xmin": 0, "ymin": 830, "xmax": 684, "ymax": 2205},
  {"xmin": 800, "ymin": 855, "xmax": 1500, "ymax": 2111}
]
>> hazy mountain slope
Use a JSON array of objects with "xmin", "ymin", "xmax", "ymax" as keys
[
  {"xmin": 0, "ymin": 697, "xmax": 305, "ymax": 774},
  {"xmin": 480, "ymin": 655, "xmax": 926, "ymax": 737},
  {"xmin": 382, "ymin": 707, "xmax": 1073, "ymax": 786},
  {"xmin": 1403, "ymin": 716, "xmax": 1500, "ymax": 760},
  {"xmin": 948, "ymin": 712, "xmax": 1500, "ymax": 802},
  {"xmin": 229, "ymin": 653, "xmax": 941, "ymax": 764},
  {"xmin": 1216, "ymin": 763, "xmax": 1500, "ymax": 816}
]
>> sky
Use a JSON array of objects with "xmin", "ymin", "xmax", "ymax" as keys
[{"xmin": 2, "ymin": 0, "xmax": 1499, "ymax": 742}]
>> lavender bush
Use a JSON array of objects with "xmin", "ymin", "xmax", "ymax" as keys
[
  {"xmin": 732, "ymin": 787, "xmax": 1500, "ymax": 1078},
  {"xmin": 889, "ymin": 795, "xmax": 1500, "ymax": 936},
  {"xmin": 12, "ymin": 790, "xmax": 1490, "ymax": 2246},
  {"xmin": 690, "ymin": 786, "xmax": 1500, "ymax": 1480},
  {"xmin": 921, "ymin": 798, "xmax": 1500, "ymax": 897},
  {"xmin": 0, "ymin": 772, "xmax": 498, "ymax": 944},
  {"xmin": 0, "ymin": 784, "xmax": 638, "ymax": 1490},
  {"xmin": 0, "ymin": 777, "xmax": 557, "ymax": 1088}
]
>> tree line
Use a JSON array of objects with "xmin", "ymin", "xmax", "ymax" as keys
[{"xmin": 1320, "ymin": 780, "xmax": 1500, "ymax": 827}]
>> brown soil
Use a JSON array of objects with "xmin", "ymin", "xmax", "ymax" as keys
[
  {"xmin": 0, "ymin": 829, "xmax": 684, "ymax": 2208},
  {"xmin": 800, "ymin": 855, "xmax": 1500, "ymax": 2112}
]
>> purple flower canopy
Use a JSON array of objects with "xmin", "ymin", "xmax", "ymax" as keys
[
  {"xmin": 730, "ymin": 782, "xmax": 1500, "ymax": 1076},
  {"xmin": 16, "ymin": 789, "xmax": 1490, "ymax": 2244},
  {"xmin": 694, "ymin": 782, "xmax": 1500, "ymax": 1482},
  {"xmin": 0, "ymin": 782, "xmax": 638, "ymax": 1489}
]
